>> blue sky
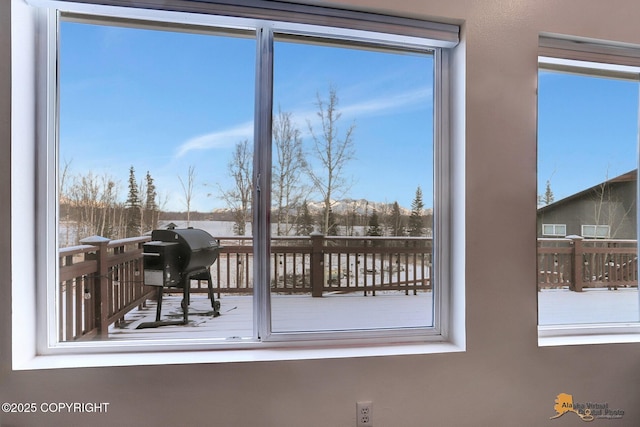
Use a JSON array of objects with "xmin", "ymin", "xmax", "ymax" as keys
[
  {"xmin": 538, "ymin": 70, "xmax": 639, "ymax": 203},
  {"xmin": 62, "ymin": 21, "xmax": 640, "ymax": 215},
  {"xmin": 60, "ymin": 21, "xmax": 434, "ymax": 213}
]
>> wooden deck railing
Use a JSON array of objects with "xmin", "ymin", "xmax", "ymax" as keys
[
  {"xmin": 60, "ymin": 232, "xmax": 635, "ymax": 341},
  {"xmin": 58, "ymin": 233, "xmax": 432, "ymax": 341},
  {"xmin": 538, "ymin": 237, "xmax": 638, "ymax": 291},
  {"xmin": 202, "ymin": 234, "xmax": 433, "ymax": 296},
  {"xmin": 58, "ymin": 235, "xmax": 154, "ymax": 341}
]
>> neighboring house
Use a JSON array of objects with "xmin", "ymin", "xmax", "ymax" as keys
[{"xmin": 537, "ymin": 170, "xmax": 637, "ymax": 239}]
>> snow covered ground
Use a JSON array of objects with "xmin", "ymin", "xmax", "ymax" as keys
[
  {"xmin": 109, "ymin": 291, "xmax": 433, "ymax": 340},
  {"xmin": 108, "ymin": 288, "xmax": 639, "ymax": 340}
]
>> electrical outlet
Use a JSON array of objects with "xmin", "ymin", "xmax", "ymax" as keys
[{"xmin": 357, "ymin": 401, "xmax": 373, "ymax": 427}]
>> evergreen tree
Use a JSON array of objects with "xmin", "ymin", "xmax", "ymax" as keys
[
  {"xmin": 233, "ymin": 210, "xmax": 247, "ymax": 236},
  {"xmin": 345, "ymin": 201, "xmax": 358, "ymax": 236},
  {"xmin": 125, "ymin": 166, "xmax": 141, "ymax": 237},
  {"xmin": 538, "ymin": 180, "xmax": 555, "ymax": 206},
  {"xmin": 295, "ymin": 200, "xmax": 315, "ymax": 236},
  {"xmin": 326, "ymin": 208, "xmax": 339, "ymax": 236},
  {"xmin": 408, "ymin": 186, "xmax": 425, "ymax": 237},
  {"xmin": 366, "ymin": 209, "xmax": 383, "ymax": 236},
  {"xmin": 144, "ymin": 171, "xmax": 158, "ymax": 232},
  {"xmin": 390, "ymin": 201, "xmax": 405, "ymax": 236}
]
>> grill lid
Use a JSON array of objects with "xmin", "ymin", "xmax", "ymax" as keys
[
  {"xmin": 149, "ymin": 228, "xmax": 220, "ymax": 274},
  {"xmin": 151, "ymin": 228, "xmax": 218, "ymax": 252}
]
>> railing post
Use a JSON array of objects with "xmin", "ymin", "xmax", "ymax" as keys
[
  {"xmin": 568, "ymin": 235, "xmax": 584, "ymax": 292},
  {"xmin": 81, "ymin": 235, "xmax": 111, "ymax": 338},
  {"xmin": 310, "ymin": 232, "xmax": 325, "ymax": 297}
]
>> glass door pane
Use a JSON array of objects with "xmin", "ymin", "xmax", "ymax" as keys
[
  {"xmin": 270, "ymin": 35, "xmax": 435, "ymax": 333},
  {"xmin": 58, "ymin": 19, "xmax": 256, "ymax": 341}
]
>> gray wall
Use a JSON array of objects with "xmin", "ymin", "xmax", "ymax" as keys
[
  {"xmin": 538, "ymin": 181, "xmax": 637, "ymax": 239},
  {"xmin": 1, "ymin": 1, "xmax": 639, "ymax": 426}
]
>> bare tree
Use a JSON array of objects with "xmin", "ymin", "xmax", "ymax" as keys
[
  {"xmin": 70, "ymin": 171, "xmax": 103, "ymax": 240},
  {"xmin": 63, "ymin": 170, "xmax": 122, "ymax": 244},
  {"xmin": 306, "ymin": 86, "xmax": 356, "ymax": 234},
  {"xmin": 218, "ymin": 140, "xmax": 253, "ymax": 235},
  {"xmin": 59, "ymin": 159, "xmax": 73, "ymax": 245},
  {"xmin": 178, "ymin": 165, "xmax": 196, "ymax": 228},
  {"xmin": 586, "ymin": 175, "xmax": 635, "ymax": 239},
  {"xmin": 273, "ymin": 107, "xmax": 307, "ymax": 236},
  {"xmin": 59, "ymin": 159, "xmax": 72, "ymax": 197},
  {"xmin": 98, "ymin": 175, "xmax": 117, "ymax": 237}
]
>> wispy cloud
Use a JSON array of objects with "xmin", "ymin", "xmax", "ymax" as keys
[
  {"xmin": 175, "ymin": 86, "xmax": 431, "ymax": 157},
  {"xmin": 297, "ymin": 86, "xmax": 432, "ymax": 134},
  {"xmin": 340, "ymin": 87, "xmax": 432, "ymax": 118},
  {"xmin": 175, "ymin": 121, "xmax": 253, "ymax": 157}
]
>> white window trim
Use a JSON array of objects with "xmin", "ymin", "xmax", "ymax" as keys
[
  {"xmin": 581, "ymin": 224, "xmax": 611, "ymax": 239},
  {"xmin": 537, "ymin": 38, "xmax": 640, "ymax": 347},
  {"xmin": 542, "ymin": 223, "xmax": 567, "ymax": 237},
  {"xmin": 12, "ymin": 0, "xmax": 465, "ymax": 369}
]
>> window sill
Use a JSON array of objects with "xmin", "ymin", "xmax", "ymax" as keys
[
  {"xmin": 538, "ymin": 323, "xmax": 640, "ymax": 347},
  {"xmin": 14, "ymin": 340, "xmax": 465, "ymax": 370}
]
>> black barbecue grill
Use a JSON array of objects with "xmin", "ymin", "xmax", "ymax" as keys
[{"xmin": 139, "ymin": 227, "xmax": 221, "ymax": 328}]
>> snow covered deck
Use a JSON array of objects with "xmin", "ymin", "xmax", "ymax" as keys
[
  {"xmin": 107, "ymin": 288, "xmax": 639, "ymax": 340},
  {"xmin": 538, "ymin": 287, "xmax": 639, "ymax": 325},
  {"xmin": 108, "ymin": 291, "xmax": 432, "ymax": 340}
]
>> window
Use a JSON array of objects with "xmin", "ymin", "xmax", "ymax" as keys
[
  {"xmin": 542, "ymin": 224, "xmax": 566, "ymax": 237},
  {"xmin": 269, "ymin": 35, "xmax": 436, "ymax": 334},
  {"xmin": 57, "ymin": 17, "xmax": 258, "ymax": 342},
  {"xmin": 13, "ymin": 0, "xmax": 462, "ymax": 367},
  {"xmin": 537, "ymin": 35, "xmax": 640, "ymax": 344},
  {"xmin": 581, "ymin": 224, "xmax": 610, "ymax": 239}
]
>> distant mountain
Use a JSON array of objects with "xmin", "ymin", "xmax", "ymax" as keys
[
  {"xmin": 209, "ymin": 198, "xmax": 432, "ymax": 217},
  {"xmin": 306, "ymin": 198, "xmax": 412, "ymax": 216}
]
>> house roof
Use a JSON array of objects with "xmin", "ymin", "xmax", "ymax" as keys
[{"xmin": 537, "ymin": 169, "xmax": 637, "ymax": 214}]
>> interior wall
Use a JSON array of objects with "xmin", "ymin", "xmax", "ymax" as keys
[{"xmin": 1, "ymin": 1, "xmax": 639, "ymax": 426}]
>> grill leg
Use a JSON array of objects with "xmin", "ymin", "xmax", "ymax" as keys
[
  {"xmin": 155, "ymin": 287, "xmax": 163, "ymax": 322},
  {"xmin": 182, "ymin": 279, "xmax": 190, "ymax": 325},
  {"xmin": 206, "ymin": 271, "xmax": 221, "ymax": 317}
]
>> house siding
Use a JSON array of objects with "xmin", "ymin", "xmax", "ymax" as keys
[{"xmin": 537, "ymin": 177, "xmax": 637, "ymax": 239}]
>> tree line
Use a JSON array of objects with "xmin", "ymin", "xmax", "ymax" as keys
[{"xmin": 59, "ymin": 164, "xmax": 160, "ymax": 246}]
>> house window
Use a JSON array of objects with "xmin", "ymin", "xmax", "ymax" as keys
[
  {"xmin": 542, "ymin": 224, "xmax": 566, "ymax": 237},
  {"xmin": 15, "ymin": 0, "xmax": 461, "ymax": 365},
  {"xmin": 537, "ymin": 36, "xmax": 640, "ymax": 344},
  {"xmin": 581, "ymin": 224, "xmax": 611, "ymax": 239}
]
